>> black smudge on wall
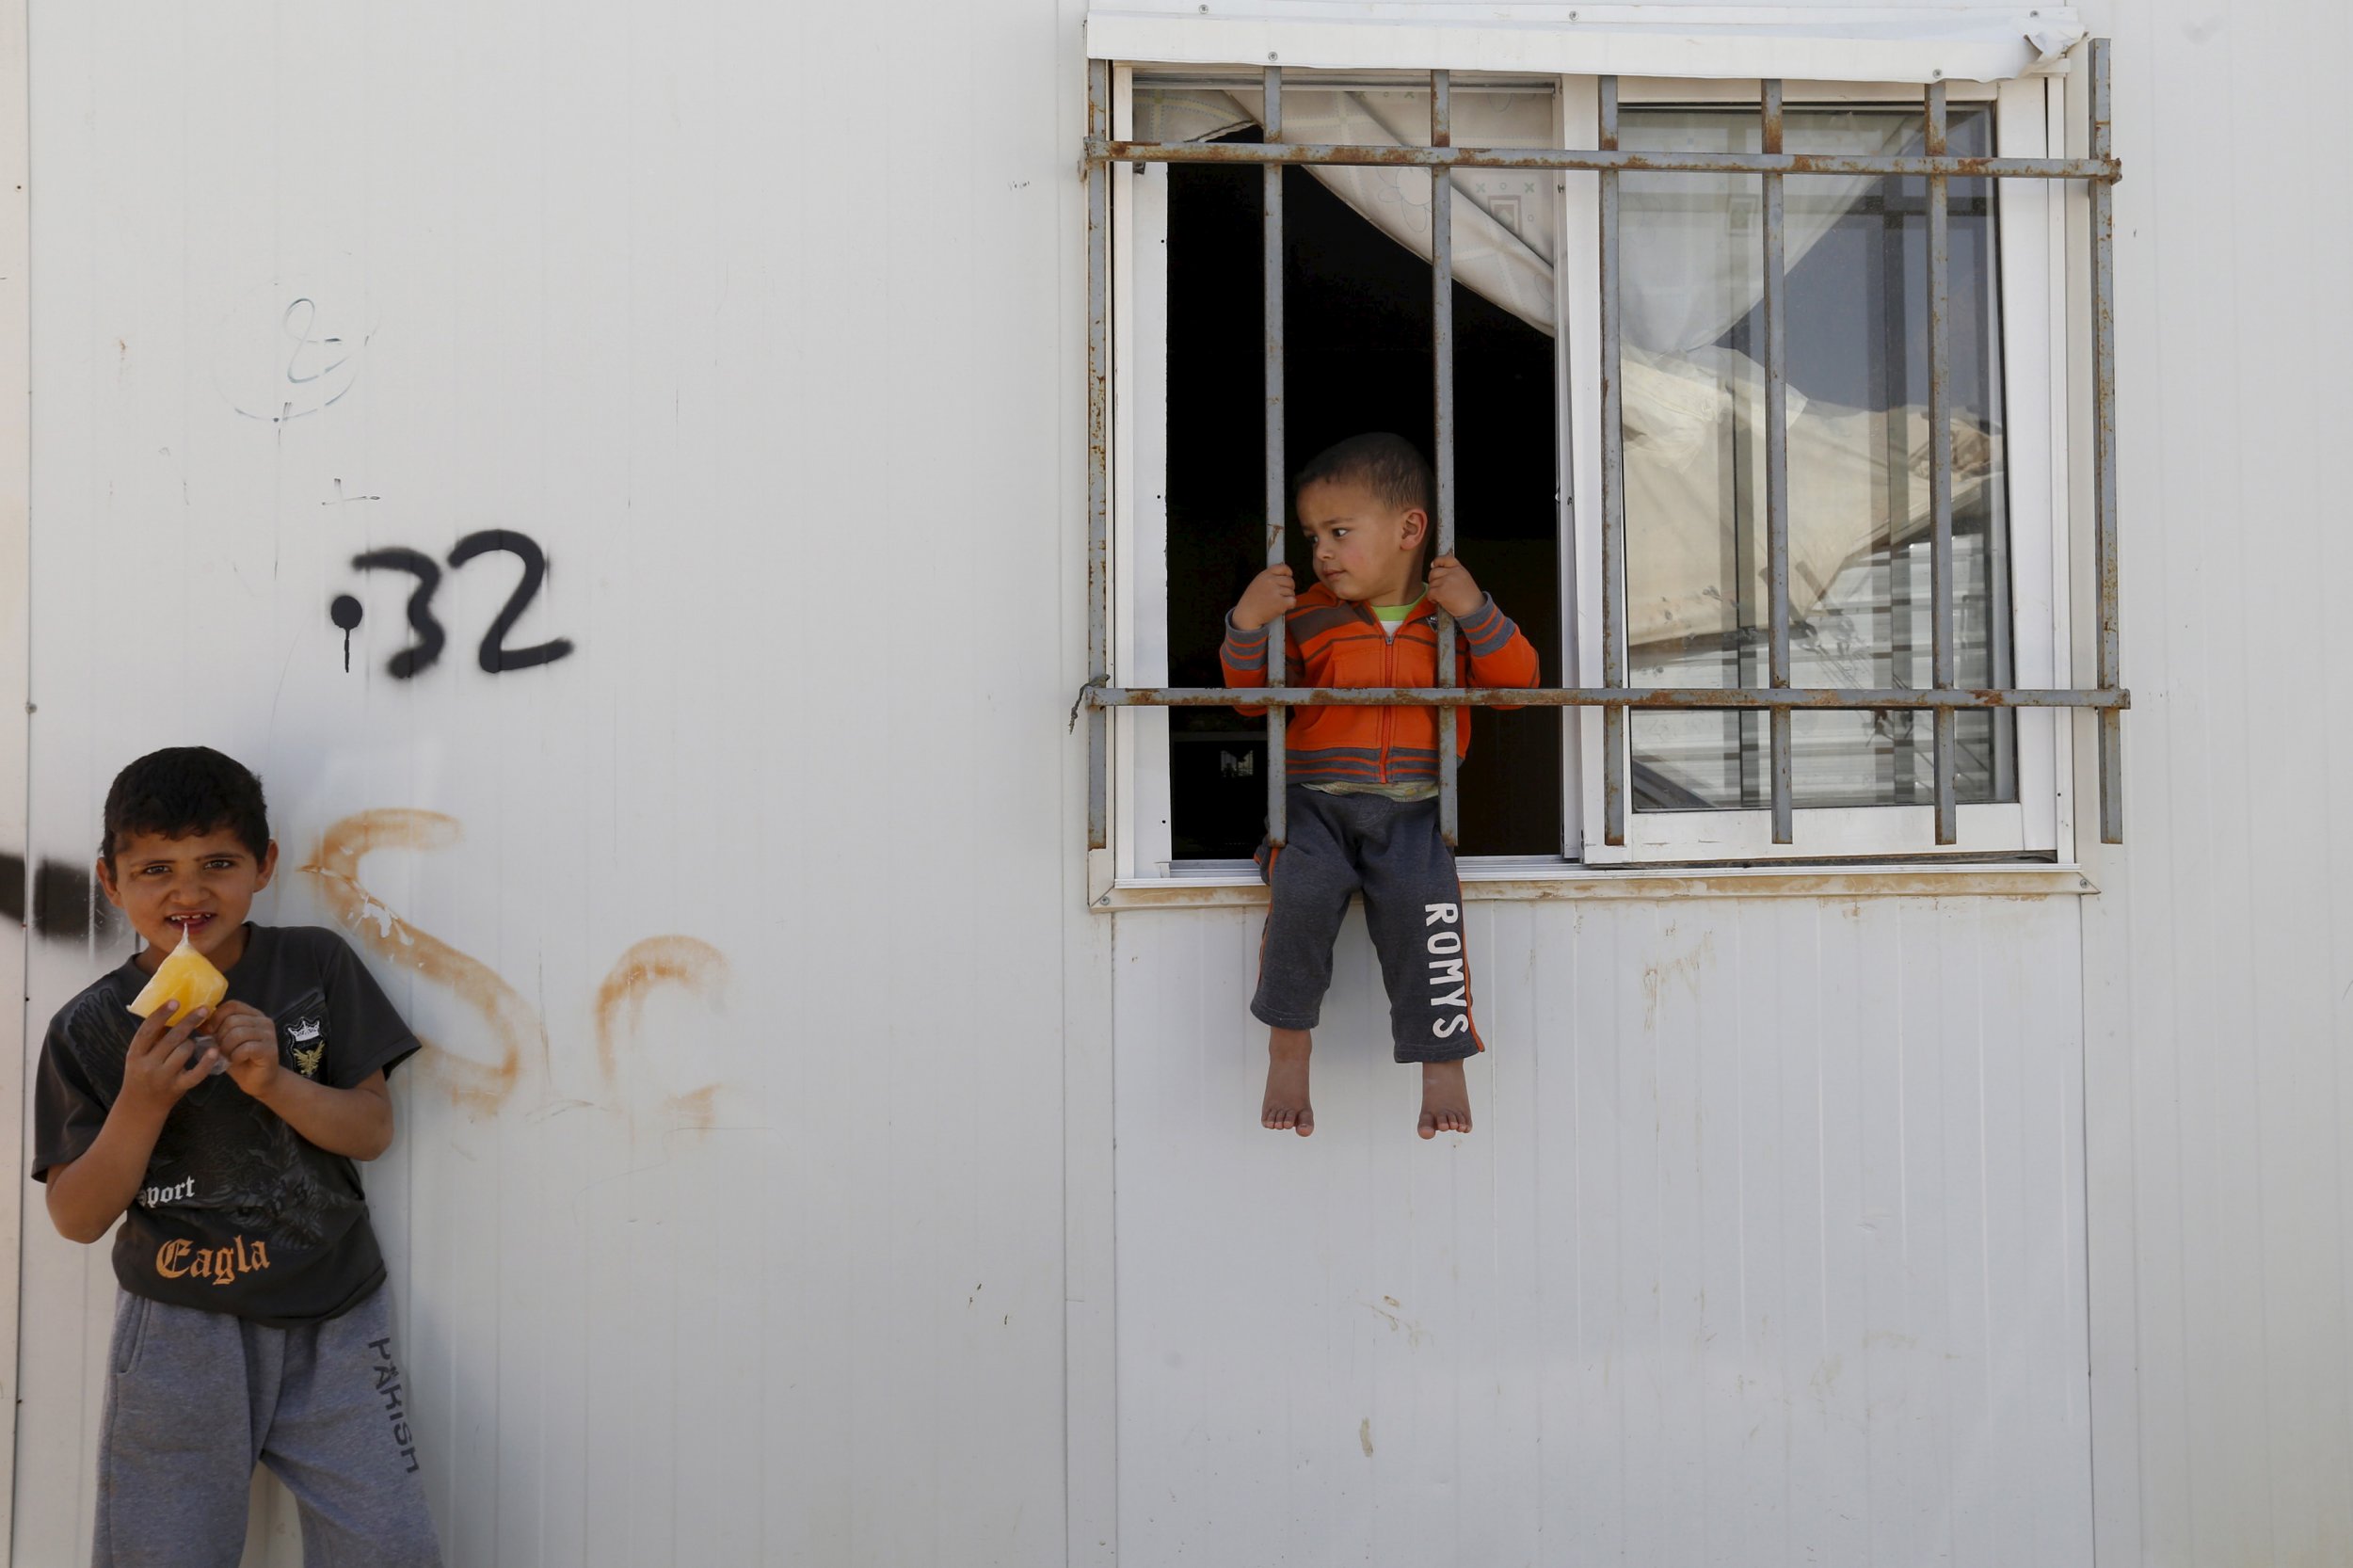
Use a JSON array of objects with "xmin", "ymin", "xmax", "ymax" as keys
[{"xmin": 0, "ymin": 853, "xmax": 107, "ymax": 939}]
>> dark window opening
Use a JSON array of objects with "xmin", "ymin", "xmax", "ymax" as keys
[{"xmin": 1163, "ymin": 132, "xmax": 1562, "ymax": 860}]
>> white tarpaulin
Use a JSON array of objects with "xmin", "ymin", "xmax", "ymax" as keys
[
  {"xmin": 1133, "ymin": 82, "xmax": 2007, "ymax": 645},
  {"xmin": 1135, "ymin": 83, "xmax": 1561, "ymax": 333},
  {"xmin": 1622, "ymin": 344, "xmax": 1999, "ymax": 649}
]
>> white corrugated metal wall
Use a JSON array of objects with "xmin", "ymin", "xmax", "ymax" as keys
[
  {"xmin": 2075, "ymin": 2, "xmax": 2353, "ymax": 1564},
  {"xmin": 8, "ymin": 2, "xmax": 1087, "ymax": 1563},
  {"xmin": 1112, "ymin": 897, "xmax": 2092, "ymax": 1565},
  {"xmin": 1, "ymin": 2, "xmax": 2345, "ymax": 1566}
]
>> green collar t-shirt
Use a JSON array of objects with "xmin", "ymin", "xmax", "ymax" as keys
[{"xmin": 1370, "ymin": 592, "xmax": 1425, "ymax": 637}]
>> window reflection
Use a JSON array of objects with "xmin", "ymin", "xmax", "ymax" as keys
[{"xmin": 1621, "ymin": 106, "xmax": 2016, "ymax": 812}]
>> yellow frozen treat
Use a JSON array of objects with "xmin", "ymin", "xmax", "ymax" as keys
[{"xmin": 126, "ymin": 929, "xmax": 229, "ymax": 1023}]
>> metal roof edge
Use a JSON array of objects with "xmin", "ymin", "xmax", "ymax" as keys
[{"xmin": 1087, "ymin": 5, "xmax": 2088, "ymax": 82}]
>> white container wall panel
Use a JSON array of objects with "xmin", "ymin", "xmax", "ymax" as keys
[
  {"xmin": 2075, "ymin": 2, "xmax": 2353, "ymax": 1565},
  {"xmin": 1114, "ymin": 895, "xmax": 2092, "ymax": 1567},
  {"xmin": 17, "ymin": 4, "xmax": 2353, "ymax": 1568},
  {"xmin": 11, "ymin": 1, "xmax": 1084, "ymax": 1564}
]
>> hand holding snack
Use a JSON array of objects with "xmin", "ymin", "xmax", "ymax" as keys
[
  {"xmin": 118, "ymin": 1000, "xmax": 218, "ymax": 1119},
  {"xmin": 209, "ymin": 1001, "xmax": 284, "ymax": 1100}
]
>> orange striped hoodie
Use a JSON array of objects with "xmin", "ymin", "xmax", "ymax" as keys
[{"xmin": 1220, "ymin": 585, "xmax": 1542, "ymax": 789}]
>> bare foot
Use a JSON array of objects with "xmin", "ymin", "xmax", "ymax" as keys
[
  {"xmin": 1262, "ymin": 1028, "xmax": 1314, "ymax": 1136},
  {"xmin": 1417, "ymin": 1059, "xmax": 1472, "ymax": 1139}
]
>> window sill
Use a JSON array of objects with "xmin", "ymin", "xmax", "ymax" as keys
[{"xmin": 1086, "ymin": 850, "xmax": 2096, "ymax": 910}]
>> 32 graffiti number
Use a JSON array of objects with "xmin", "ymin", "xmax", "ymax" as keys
[
  {"xmin": 344, "ymin": 548, "xmax": 443, "ymax": 678},
  {"xmin": 447, "ymin": 531, "xmax": 574, "ymax": 673},
  {"xmin": 332, "ymin": 530, "xmax": 576, "ymax": 680}
]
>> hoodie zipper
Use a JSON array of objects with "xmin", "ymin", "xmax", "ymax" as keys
[{"xmin": 1380, "ymin": 625, "xmax": 1397, "ymax": 784}]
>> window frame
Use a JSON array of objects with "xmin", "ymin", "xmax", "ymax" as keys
[
  {"xmin": 1082, "ymin": 32, "xmax": 2121, "ymax": 905},
  {"xmin": 1108, "ymin": 67, "xmax": 1576, "ymax": 886},
  {"xmin": 1571, "ymin": 73, "xmax": 2073, "ymax": 866}
]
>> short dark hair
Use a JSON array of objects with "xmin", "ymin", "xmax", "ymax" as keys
[
  {"xmin": 100, "ymin": 747, "xmax": 271, "ymax": 869},
  {"xmin": 1293, "ymin": 433, "xmax": 1435, "ymax": 520}
]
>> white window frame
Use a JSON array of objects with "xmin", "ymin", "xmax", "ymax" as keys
[
  {"xmin": 1572, "ymin": 73, "xmax": 2073, "ymax": 865},
  {"xmin": 1092, "ymin": 15, "xmax": 2092, "ymax": 900}
]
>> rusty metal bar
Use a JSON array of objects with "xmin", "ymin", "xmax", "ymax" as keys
[
  {"xmin": 1089, "ymin": 138, "xmax": 2117, "ymax": 182},
  {"xmin": 1928, "ymin": 81, "xmax": 1958, "ymax": 845},
  {"xmin": 1984, "ymin": 95, "xmax": 2016, "ymax": 803},
  {"xmin": 1881, "ymin": 166, "xmax": 1917, "ymax": 803},
  {"xmin": 1086, "ymin": 58, "xmax": 1111, "ymax": 852},
  {"xmin": 1433, "ymin": 71, "xmax": 1460, "ymax": 847},
  {"xmin": 1264, "ymin": 65, "xmax": 1289, "ymax": 847},
  {"xmin": 2090, "ymin": 39, "xmax": 2122, "ymax": 844},
  {"xmin": 1762, "ymin": 79, "xmax": 1793, "ymax": 844},
  {"xmin": 1599, "ymin": 75, "xmax": 1626, "ymax": 846},
  {"xmin": 1088, "ymin": 685, "xmax": 2130, "ymax": 711}
]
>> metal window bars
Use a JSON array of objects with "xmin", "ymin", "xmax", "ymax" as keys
[{"xmin": 1081, "ymin": 42, "xmax": 2127, "ymax": 858}]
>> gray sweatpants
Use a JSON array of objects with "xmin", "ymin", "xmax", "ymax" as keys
[
  {"xmin": 94, "ymin": 1284, "xmax": 443, "ymax": 1568},
  {"xmin": 1252, "ymin": 786, "xmax": 1485, "ymax": 1063}
]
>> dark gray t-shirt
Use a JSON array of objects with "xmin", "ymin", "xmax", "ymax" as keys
[{"xmin": 32, "ymin": 924, "xmax": 420, "ymax": 1326}]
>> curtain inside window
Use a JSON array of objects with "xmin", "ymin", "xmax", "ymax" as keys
[
  {"xmin": 1135, "ymin": 84, "xmax": 1560, "ymax": 333},
  {"xmin": 1133, "ymin": 88, "xmax": 1999, "ymax": 633},
  {"xmin": 1617, "ymin": 106, "xmax": 2014, "ymax": 810},
  {"xmin": 1135, "ymin": 85, "xmax": 2015, "ymax": 809}
]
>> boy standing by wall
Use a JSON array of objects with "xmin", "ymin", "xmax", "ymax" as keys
[
  {"xmin": 1222, "ymin": 434, "xmax": 1541, "ymax": 1140},
  {"xmin": 32, "ymin": 746, "xmax": 442, "ymax": 1567}
]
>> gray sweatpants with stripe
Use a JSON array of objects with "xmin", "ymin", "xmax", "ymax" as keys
[
  {"xmin": 93, "ymin": 1284, "xmax": 442, "ymax": 1568},
  {"xmin": 1253, "ymin": 786, "xmax": 1485, "ymax": 1063}
]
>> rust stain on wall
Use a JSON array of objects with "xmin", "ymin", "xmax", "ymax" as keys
[
  {"xmin": 302, "ymin": 809, "xmax": 547, "ymax": 1113},
  {"xmin": 595, "ymin": 936, "xmax": 731, "ymax": 1125},
  {"xmin": 1641, "ymin": 930, "xmax": 1718, "ymax": 1034}
]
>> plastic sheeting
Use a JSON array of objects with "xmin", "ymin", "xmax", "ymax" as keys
[{"xmin": 1131, "ymin": 85, "xmax": 2004, "ymax": 642}]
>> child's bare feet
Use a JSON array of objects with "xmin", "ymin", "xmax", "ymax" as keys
[
  {"xmin": 1417, "ymin": 1059, "xmax": 1472, "ymax": 1139},
  {"xmin": 1263, "ymin": 1028, "xmax": 1314, "ymax": 1135}
]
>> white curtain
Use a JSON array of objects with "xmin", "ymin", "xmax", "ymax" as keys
[
  {"xmin": 1614, "ymin": 109, "xmax": 2002, "ymax": 647},
  {"xmin": 1136, "ymin": 85, "xmax": 1560, "ymax": 333},
  {"xmin": 1132, "ymin": 90, "xmax": 1907, "ymax": 351},
  {"xmin": 1137, "ymin": 89, "xmax": 2003, "ymax": 645},
  {"xmin": 1622, "ymin": 341, "xmax": 2002, "ymax": 649},
  {"xmin": 1617, "ymin": 113, "xmax": 1915, "ymax": 354}
]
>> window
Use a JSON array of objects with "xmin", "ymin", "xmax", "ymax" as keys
[
  {"xmin": 1080, "ymin": 22, "xmax": 2123, "ymax": 896},
  {"xmin": 1571, "ymin": 74, "xmax": 2082, "ymax": 864},
  {"xmin": 1138, "ymin": 77, "xmax": 1565, "ymax": 862},
  {"xmin": 1617, "ymin": 103, "xmax": 2014, "ymax": 815}
]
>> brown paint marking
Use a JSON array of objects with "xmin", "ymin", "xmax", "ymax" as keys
[
  {"xmin": 1641, "ymin": 930, "xmax": 1718, "ymax": 1035},
  {"xmin": 595, "ymin": 936, "xmax": 731, "ymax": 1123},
  {"xmin": 302, "ymin": 810, "xmax": 546, "ymax": 1113}
]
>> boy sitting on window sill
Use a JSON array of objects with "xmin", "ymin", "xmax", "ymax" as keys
[{"xmin": 1221, "ymin": 433, "xmax": 1541, "ymax": 1140}]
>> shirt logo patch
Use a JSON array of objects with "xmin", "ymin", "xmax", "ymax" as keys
[{"xmin": 283, "ymin": 1013, "xmax": 327, "ymax": 1078}]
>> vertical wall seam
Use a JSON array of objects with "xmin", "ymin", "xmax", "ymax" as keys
[{"xmin": 0, "ymin": 0, "xmax": 33, "ymax": 1544}]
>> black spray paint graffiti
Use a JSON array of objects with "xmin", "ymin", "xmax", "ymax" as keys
[
  {"xmin": 329, "ymin": 530, "xmax": 575, "ymax": 679},
  {"xmin": 0, "ymin": 852, "xmax": 110, "ymax": 940}
]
